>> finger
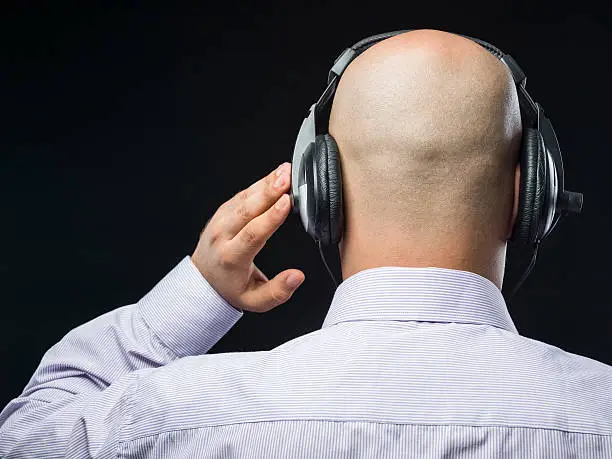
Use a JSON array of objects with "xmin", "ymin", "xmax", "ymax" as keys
[
  {"xmin": 199, "ymin": 216, "xmax": 213, "ymax": 237},
  {"xmin": 219, "ymin": 162, "xmax": 292, "ymax": 240},
  {"xmin": 243, "ymin": 269, "xmax": 305, "ymax": 312},
  {"xmin": 226, "ymin": 193, "xmax": 291, "ymax": 265}
]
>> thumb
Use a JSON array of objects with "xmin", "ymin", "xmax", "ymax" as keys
[
  {"xmin": 243, "ymin": 269, "xmax": 305, "ymax": 312},
  {"xmin": 283, "ymin": 269, "xmax": 305, "ymax": 292}
]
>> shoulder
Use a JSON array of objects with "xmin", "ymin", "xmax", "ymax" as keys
[{"xmin": 509, "ymin": 333, "xmax": 612, "ymax": 434}]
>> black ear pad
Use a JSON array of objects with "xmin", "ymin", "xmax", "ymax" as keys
[
  {"xmin": 532, "ymin": 134, "xmax": 550, "ymax": 241},
  {"xmin": 313, "ymin": 134, "xmax": 344, "ymax": 246},
  {"xmin": 512, "ymin": 128, "xmax": 547, "ymax": 244},
  {"xmin": 325, "ymin": 134, "xmax": 344, "ymax": 245}
]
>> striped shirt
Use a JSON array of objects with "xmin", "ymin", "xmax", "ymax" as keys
[{"xmin": 1, "ymin": 256, "xmax": 611, "ymax": 458}]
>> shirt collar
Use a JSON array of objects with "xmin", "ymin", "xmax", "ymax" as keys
[{"xmin": 322, "ymin": 266, "xmax": 518, "ymax": 335}]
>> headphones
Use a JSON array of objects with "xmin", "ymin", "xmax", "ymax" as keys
[{"xmin": 289, "ymin": 30, "xmax": 583, "ymax": 301}]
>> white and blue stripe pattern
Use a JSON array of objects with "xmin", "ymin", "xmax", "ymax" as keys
[{"xmin": 1, "ymin": 255, "xmax": 611, "ymax": 458}]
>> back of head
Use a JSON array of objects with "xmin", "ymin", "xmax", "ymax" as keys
[{"xmin": 329, "ymin": 29, "xmax": 523, "ymax": 282}]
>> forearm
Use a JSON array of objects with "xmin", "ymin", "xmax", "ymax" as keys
[
  {"xmin": 0, "ymin": 256, "xmax": 242, "ymax": 458},
  {"xmin": 0, "ymin": 302, "xmax": 166, "ymax": 457}
]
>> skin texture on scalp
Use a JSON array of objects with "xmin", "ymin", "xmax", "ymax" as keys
[{"xmin": 328, "ymin": 29, "xmax": 523, "ymax": 288}]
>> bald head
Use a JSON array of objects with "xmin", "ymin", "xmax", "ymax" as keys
[{"xmin": 330, "ymin": 29, "xmax": 523, "ymax": 284}]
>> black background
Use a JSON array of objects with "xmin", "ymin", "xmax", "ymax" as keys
[{"xmin": 2, "ymin": 1, "xmax": 610, "ymax": 409}]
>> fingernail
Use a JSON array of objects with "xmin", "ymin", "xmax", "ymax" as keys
[
  {"xmin": 275, "ymin": 194, "xmax": 289, "ymax": 210},
  {"xmin": 273, "ymin": 174, "xmax": 286, "ymax": 189},
  {"xmin": 286, "ymin": 273, "xmax": 303, "ymax": 289},
  {"xmin": 275, "ymin": 162, "xmax": 289, "ymax": 177}
]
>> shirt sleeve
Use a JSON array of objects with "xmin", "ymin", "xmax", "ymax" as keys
[{"xmin": 0, "ymin": 255, "xmax": 243, "ymax": 458}]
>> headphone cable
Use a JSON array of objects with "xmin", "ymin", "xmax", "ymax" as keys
[
  {"xmin": 508, "ymin": 242, "xmax": 540, "ymax": 299},
  {"xmin": 317, "ymin": 239, "xmax": 339, "ymax": 289}
]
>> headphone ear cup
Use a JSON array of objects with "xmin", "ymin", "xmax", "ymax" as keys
[
  {"xmin": 323, "ymin": 134, "xmax": 344, "ymax": 245},
  {"xmin": 313, "ymin": 134, "xmax": 343, "ymax": 246},
  {"xmin": 513, "ymin": 128, "xmax": 545, "ymax": 244}
]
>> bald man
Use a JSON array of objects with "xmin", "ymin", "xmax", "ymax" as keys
[
  {"xmin": 331, "ymin": 30, "xmax": 521, "ymax": 288},
  {"xmin": 1, "ymin": 30, "xmax": 610, "ymax": 458}
]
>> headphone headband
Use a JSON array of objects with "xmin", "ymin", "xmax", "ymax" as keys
[{"xmin": 293, "ymin": 30, "xmax": 582, "ymax": 223}]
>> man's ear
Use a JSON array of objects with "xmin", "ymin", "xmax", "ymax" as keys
[{"xmin": 506, "ymin": 163, "xmax": 521, "ymax": 240}]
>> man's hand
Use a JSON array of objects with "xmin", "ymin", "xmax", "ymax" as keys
[{"xmin": 191, "ymin": 162, "xmax": 305, "ymax": 313}]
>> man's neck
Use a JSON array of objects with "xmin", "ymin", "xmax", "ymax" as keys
[{"xmin": 339, "ymin": 228, "xmax": 507, "ymax": 289}]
